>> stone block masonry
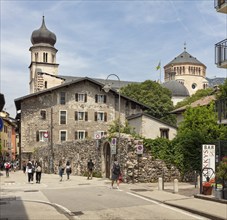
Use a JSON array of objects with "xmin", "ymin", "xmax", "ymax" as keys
[{"xmin": 33, "ymin": 134, "xmax": 181, "ymax": 183}]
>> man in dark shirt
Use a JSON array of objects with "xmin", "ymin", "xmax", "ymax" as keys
[{"xmin": 87, "ymin": 159, "xmax": 94, "ymax": 180}]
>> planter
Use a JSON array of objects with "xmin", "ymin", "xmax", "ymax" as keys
[
  {"xmin": 214, "ymin": 189, "xmax": 223, "ymax": 199},
  {"xmin": 223, "ymin": 188, "xmax": 227, "ymax": 200},
  {"xmin": 202, "ymin": 186, "xmax": 213, "ymax": 195}
]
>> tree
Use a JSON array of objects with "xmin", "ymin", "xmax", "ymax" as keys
[
  {"xmin": 173, "ymin": 103, "xmax": 227, "ymax": 173},
  {"xmin": 174, "ymin": 88, "xmax": 213, "ymax": 109},
  {"xmin": 144, "ymin": 137, "xmax": 175, "ymax": 166},
  {"xmin": 121, "ymin": 80, "xmax": 176, "ymax": 125},
  {"xmin": 217, "ymin": 79, "xmax": 227, "ymax": 99}
]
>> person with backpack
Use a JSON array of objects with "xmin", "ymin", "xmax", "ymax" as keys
[
  {"xmin": 87, "ymin": 159, "xmax": 94, "ymax": 180},
  {"xmin": 26, "ymin": 161, "xmax": 33, "ymax": 183},
  {"xmin": 35, "ymin": 161, "xmax": 42, "ymax": 183},
  {"xmin": 110, "ymin": 158, "xmax": 121, "ymax": 189},
  {"xmin": 4, "ymin": 161, "xmax": 11, "ymax": 177},
  {"xmin": 65, "ymin": 161, "xmax": 71, "ymax": 180}
]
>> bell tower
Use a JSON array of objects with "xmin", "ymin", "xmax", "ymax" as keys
[{"xmin": 29, "ymin": 16, "xmax": 59, "ymax": 93}]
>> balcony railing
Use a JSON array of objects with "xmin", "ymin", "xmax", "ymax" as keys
[
  {"xmin": 214, "ymin": 0, "xmax": 227, "ymax": 13},
  {"xmin": 215, "ymin": 39, "xmax": 227, "ymax": 68},
  {"xmin": 216, "ymin": 98, "xmax": 227, "ymax": 124}
]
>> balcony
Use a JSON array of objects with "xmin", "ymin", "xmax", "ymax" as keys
[
  {"xmin": 215, "ymin": 0, "xmax": 227, "ymax": 13},
  {"xmin": 216, "ymin": 98, "xmax": 227, "ymax": 124},
  {"xmin": 215, "ymin": 39, "xmax": 227, "ymax": 69}
]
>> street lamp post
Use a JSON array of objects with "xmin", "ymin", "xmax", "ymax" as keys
[{"xmin": 103, "ymin": 74, "xmax": 121, "ymax": 156}]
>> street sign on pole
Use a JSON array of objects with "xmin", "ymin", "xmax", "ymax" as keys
[
  {"xmin": 136, "ymin": 144, "xmax": 143, "ymax": 154},
  {"xmin": 111, "ymin": 138, "xmax": 117, "ymax": 155},
  {"xmin": 0, "ymin": 117, "xmax": 3, "ymax": 132},
  {"xmin": 43, "ymin": 132, "xmax": 49, "ymax": 138},
  {"xmin": 202, "ymin": 144, "xmax": 215, "ymax": 182},
  {"xmin": 94, "ymin": 131, "xmax": 102, "ymax": 140}
]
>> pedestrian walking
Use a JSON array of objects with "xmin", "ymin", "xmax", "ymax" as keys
[
  {"xmin": 4, "ymin": 161, "xmax": 11, "ymax": 177},
  {"xmin": 22, "ymin": 161, "xmax": 27, "ymax": 174},
  {"xmin": 110, "ymin": 158, "xmax": 121, "ymax": 189},
  {"xmin": 35, "ymin": 161, "xmax": 42, "ymax": 183},
  {"xmin": 58, "ymin": 160, "xmax": 65, "ymax": 182},
  {"xmin": 26, "ymin": 161, "xmax": 33, "ymax": 183},
  {"xmin": 65, "ymin": 161, "xmax": 71, "ymax": 180},
  {"xmin": 13, "ymin": 160, "xmax": 17, "ymax": 172},
  {"xmin": 31, "ymin": 161, "xmax": 36, "ymax": 180},
  {"xmin": 87, "ymin": 159, "xmax": 94, "ymax": 180}
]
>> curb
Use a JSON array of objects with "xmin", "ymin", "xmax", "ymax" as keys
[
  {"xmin": 163, "ymin": 202, "xmax": 226, "ymax": 220},
  {"xmin": 194, "ymin": 194, "xmax": 227, "ymax": 204}
]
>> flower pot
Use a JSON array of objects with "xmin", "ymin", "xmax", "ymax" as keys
[
  {"xmin": 202, "ymin": 186, "xmax": 213, "ymax": 195},
  {"xmin": 214, "ymin": 189, "xmax": 222, "ymax": 199}
]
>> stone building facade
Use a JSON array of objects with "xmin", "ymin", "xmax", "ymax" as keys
[{"xmin": 15, "ymin": 77, "xmax": 149, "ymax": 161}]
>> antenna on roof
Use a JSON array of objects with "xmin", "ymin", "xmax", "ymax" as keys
[{"xmin": 184, "ymin": 42, "xmax": 186, "ymax": 51}]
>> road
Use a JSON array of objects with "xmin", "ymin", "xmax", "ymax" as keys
[
  {"xmin": 0, "ymin": 171, "xmax": 211, "ymax": 220},
  {"xmin": 41, "ymin": 183, "xmax": 207, "ymax": 220}
]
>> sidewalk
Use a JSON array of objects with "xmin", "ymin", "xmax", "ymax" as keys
[{"xmin": 0, "ymin": 170, "xmax": 227, "ymax": 220}]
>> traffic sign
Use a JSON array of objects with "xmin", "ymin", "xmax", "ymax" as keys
[
  {"xmin": 94, "ymin": 131, "xmax": 102, "ymax": 140},
  {"xmin": 43, "ymin": 132, "xmax": 49, "ymax": 138},
  {"xmin": 111, "ymin": 138, "xmax": 117, "ymax": 155},
  {"xmin": 0, "ymin": 117, "xmax": 3, "ymax": 132},
  {"xmin": 136, "ymin": 144, "xmax": 143, "ymax": 154}
]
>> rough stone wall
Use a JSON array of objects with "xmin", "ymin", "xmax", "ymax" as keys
[{"xmin": 33, "ymin": 134, "xmax": 181, "ymax": 183}]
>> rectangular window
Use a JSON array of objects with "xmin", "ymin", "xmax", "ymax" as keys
[
  {"xmin": 78, "ymin": 112, "xmax": 85, "ymax": 120},
  {"xmin": 97, "ymin": 112, "xmax": 105, "ymax": 121},
  {"xmin": 160, "ymin": 128, "xmax": 169, "ymax": 139},
  {"xmin": 75, "ymin": 93, "xmax": 87, "ymax": 102},
  {"xmin": 60, "ymin": 92, "xmax": 66, "ymax": 105},
  {"xmin": 60, "ymin": 111, "xmax": 67, "ymax": 124},
  {"xmin": 95, "ymin": 112, "xmax": 107, "ymax": 122},
  {"xmin": 60, "ymin": 130, "xmax": 67, "ymax": 142},
  {"xmin": 75, "ymin": 130, "xmax": 87, "ymax": 140},
  {"xmin": 75, "ymin": 111, "xmax": 88, "ymax": 121},
  {"xmin": 36, "ymin": 130, "xmax": 48, "ymax": 142},
  {"xmin": 40, "ymin": 110, "xmax": 46, "ymax": 119},
  {"xmin": 98, "ymin": 131, "xmax": 107, "ymax": 137},
  {"xmin": 95, "ymin": 94, "xmax": 106, "ymax": 103}
]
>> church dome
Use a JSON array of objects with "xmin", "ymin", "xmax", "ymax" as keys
[
  {"xmin": 162, "ymin": 80, "xmax": 190, "ymax": 97},
  {"xmin": 31, "ymin": 16, "xmax": 56, "ymax": 46},
  {"xmin": 165, "ymin": 50, "xmax": 205, "ymax": 67}
]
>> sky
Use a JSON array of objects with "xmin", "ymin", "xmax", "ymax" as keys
[{"xmin": 1, "ymin": 0, "xmax": 227, "ymax": 117}]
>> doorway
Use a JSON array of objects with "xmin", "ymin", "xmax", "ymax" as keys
[{"xmin": 103, "ymin": 142, "xmax": 111, "ymax": 178}]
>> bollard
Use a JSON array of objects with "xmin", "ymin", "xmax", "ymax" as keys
[
  {"xmin": 158, "ymin": 177, "xmax": 163, "ymax": 191},
  {"xmin": 173, "ymin": 179, "xmax": 178, "ymax": 193},
  {"xmin": 197, "ymin": 175, "xmax": 200, "ymax": 190}
]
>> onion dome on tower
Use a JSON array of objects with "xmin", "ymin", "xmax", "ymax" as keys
[{"xmin": 31, "ymin": 16, "xmax": 56, "ymax": 46}]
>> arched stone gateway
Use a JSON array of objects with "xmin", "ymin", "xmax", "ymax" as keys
[{"xmin": 102, "ymin": 141, "xmax": 111, "ymax": 178}]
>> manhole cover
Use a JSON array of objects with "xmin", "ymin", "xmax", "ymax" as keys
[
  {"xmin": 71, "ymin": 211, "xmax": 84, "ymax": 216},
  {"xmin": 130, "ymin": 189, "xmax": 150, "ymax": 192},
  {"xmin": 24, "ymin": 190, "xmax": 39, "ymax": 192},
  {"xmin": 4, "ymin": 181, "xmax": 15, "ymax": 183}
]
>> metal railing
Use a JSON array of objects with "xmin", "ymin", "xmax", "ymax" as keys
[
  {"xmin": 215, "ymin": 39, "xmax": 227, "ymax": 67},
  {"xmin": 216, "ymin": 98, "xmax": 227, "ymax": 124}
]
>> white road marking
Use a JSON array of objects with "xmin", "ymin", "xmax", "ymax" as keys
[{"xmin": 127, "ymin": 192, "xmax": 206, "ymax": 220}]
